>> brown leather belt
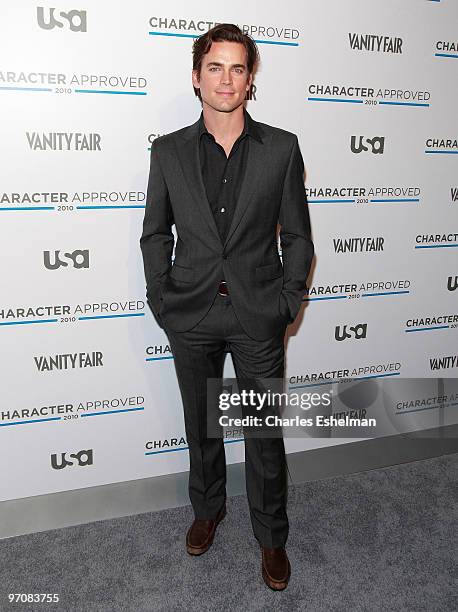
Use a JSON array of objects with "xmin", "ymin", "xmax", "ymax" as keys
[{"xmin": 218, "ymin": 280, "xmax": 229, "ymax": 296}]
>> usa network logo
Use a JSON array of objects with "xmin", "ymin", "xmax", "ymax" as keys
[
  {"xmin": 43, "ymin": 249, "xmax": 89, "ymax": 269},
  {"xmin": 37, "ymin": 6, "xmax": 87, "ymax": 31},
  {"xmin": 351, "ymin": 136, "xmax": 385, "ymax": 154},
  {"xmin": 335, "ymin": 323, "xmax": 368, "ymax": 342},
  {"xmin": 51, "ymin": 449, "xmax": 93, "ymax": 469},
  {"xmin": 447, "ymin": 276, "xmax": 458, "ymax": 292}
]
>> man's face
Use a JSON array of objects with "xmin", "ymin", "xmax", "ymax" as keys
[{"xmin": 192, "ymin": 41, "xmax": 253, "ymax": 113}]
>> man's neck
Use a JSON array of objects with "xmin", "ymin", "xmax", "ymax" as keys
[{"xmin": 202, "ymin": 103, "xmax": 245, "ymax": 144}]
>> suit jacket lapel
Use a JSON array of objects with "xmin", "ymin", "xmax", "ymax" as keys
[
  {"xmin": 175, "ymin": 120, "xmax": 222, "ymax": 248},
  {"xmin": 175, "ymin": 114, "xmax": 269, "ymax": 250},
  {"xmin": 223, "ymin": 134, "xmax": 268, "ymax": 248}
]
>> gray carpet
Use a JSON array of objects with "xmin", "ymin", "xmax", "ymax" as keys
[{"xmin": 2, "ymin": 454, "xmax": 457, "ymax": 612}]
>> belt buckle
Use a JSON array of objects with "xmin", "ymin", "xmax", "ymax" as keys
[{"xmin": 218, "ymin": 280, "xmax": 228, "ymax": 296}]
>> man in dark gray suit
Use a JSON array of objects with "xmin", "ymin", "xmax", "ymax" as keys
[{"xmin": 140, "ymin": 23, "xmax": 313, "ymax": 590}]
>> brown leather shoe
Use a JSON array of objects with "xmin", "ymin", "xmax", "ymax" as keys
[
  {"xmin": 186, "ymin": 505, "xmax": 226, "ymax": 555},
  {"xmin": 261, "ymin": 546, "xmax": 291, "ymax": 590}
]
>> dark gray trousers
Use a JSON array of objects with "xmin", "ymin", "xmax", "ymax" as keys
[{"xmin": 163, "ymin": 291, "xmax": 289, "ymax": 548}]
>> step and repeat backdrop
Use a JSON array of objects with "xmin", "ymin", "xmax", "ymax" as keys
[{"xmin": 1, "ymin": 0, "xmax": 457, "ymax": 502}]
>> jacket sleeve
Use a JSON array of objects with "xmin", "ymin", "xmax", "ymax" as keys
[
  {"xmin": 278, "ymin": 135, "xmax": 314, "ymax": 323},
  {"xmin": 140, "ymin": 138, "xmax": 175, "ymax": 317}
]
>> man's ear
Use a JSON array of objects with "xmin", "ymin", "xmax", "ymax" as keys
[
  {"xmin": 192, "ymin": 69, "xmax": 200, "ymax": 89},
  {"xmin": 246, "ymin": 72, "xmax": 253, "ymax": 91}
]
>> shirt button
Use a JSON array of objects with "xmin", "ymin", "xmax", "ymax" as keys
[{"xmin": 220, "ymin": 207, "xmax": 225, "ymax": 213}]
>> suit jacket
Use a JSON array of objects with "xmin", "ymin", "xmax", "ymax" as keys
[{"xmin": 140, "ymin": 110, "xmax": 314, "ymax": 341}]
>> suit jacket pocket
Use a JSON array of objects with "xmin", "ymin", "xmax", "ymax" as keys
[
  {"xmin": 146, "ymin": 296, "xmax": 164, "ymax": 329},
  {"xmin": 255, "ymin": 261, "xmax": 283, "ymax": 281},
  {"xmin": 169, "ymin": 264, "xmax": 195, "ymax": 283},
  {"xmin": 279, "ymin": 293, "xmax": 292, "ymax": 324}
]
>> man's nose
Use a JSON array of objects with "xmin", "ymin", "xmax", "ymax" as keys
[{"xmin": 220, "ymin": 69, "xmax": 232, "ymax": 84}]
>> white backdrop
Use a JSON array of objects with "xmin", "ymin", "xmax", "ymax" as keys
[{"xmin": 1, "ymin": 0, "xmax": 457, "ymax": 502}]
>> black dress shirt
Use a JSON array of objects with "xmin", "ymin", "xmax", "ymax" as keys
[{"xmin": 198, "ymin": 108, "xmax": 262, "ymax": 245}]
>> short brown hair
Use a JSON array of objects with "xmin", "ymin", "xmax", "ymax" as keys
[{"xmin": 192, "ymin": 23, "xmax": 260, "ymax": 101}]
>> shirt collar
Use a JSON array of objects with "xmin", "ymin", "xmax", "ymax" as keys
[{"xmin": 198, "ymin": 107, "xmax": 262, "ymax": 144}]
